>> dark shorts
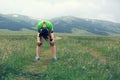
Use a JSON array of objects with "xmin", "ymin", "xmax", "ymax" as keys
[{"xmin": 38, "ymin": 33, "xmax": 53, "ymax": 41}]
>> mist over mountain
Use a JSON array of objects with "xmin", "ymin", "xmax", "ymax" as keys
[{"xmin": 0, "ymin": 14, "xmax": 120, "ymax": 35}]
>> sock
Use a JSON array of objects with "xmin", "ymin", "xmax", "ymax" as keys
[
  {"xmin": 53, "ymin": 56, "xmax": 57, "ymax": 59},
  {"xmin": 36, "ymin": 56, "xmax": 40, "ymax": 59}
]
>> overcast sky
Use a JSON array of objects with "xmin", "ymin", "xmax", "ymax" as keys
[{"xmin": 0, "ymin": 0, "xmax": 120, "ymax": 23}]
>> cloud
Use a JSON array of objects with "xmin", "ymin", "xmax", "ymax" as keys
[{"xmin": 97, "ymin": 14, "xmax": 115, "ymax": 22}]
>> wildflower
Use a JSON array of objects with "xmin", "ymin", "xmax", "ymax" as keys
[
  {"xmin": 109, "ymin": 73, "xmax": 113, "ymax": 79},
  {"xmin": 13, "ymin": 48, "xmax": 20, "ymax": 54},
  {"xmin": 82, "ymin": 66, "xmax": 86, "ymax": 70}
]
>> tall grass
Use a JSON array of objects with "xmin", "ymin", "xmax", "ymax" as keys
[
  {"xmin": 0, "ymin": 35, "xmax": 120, "ymax": 80},
  {"xmin": 0, "ymin": 35, "xmax": 36, "ymax": 79}
]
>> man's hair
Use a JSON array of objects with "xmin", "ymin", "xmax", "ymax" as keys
[{"xmin": 43, "ymin": 21, "xmax": 46, "ymax": 24}]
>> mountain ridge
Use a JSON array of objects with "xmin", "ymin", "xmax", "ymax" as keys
[
  {"xmin": 0, "ymin": 14, "xmax": 120, "ymax": 35},
  {"xmin": 51, "ymin": 16, "xmax": 120, "ymax": 35}
]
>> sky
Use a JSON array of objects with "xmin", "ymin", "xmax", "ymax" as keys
[{"xmin": 0, "ymin": 0, "xmax": 120, "ymax": 23}]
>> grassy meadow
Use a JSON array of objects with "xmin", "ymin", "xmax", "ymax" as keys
[{"xmin": 0, "ymin": 34, "xmax": 120, "ymax": 80}]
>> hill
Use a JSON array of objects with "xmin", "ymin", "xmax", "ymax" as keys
[
  {"xmin": 51, "ymin": 16, "xmax": 120, "ymax": 35},
  {"xmin": 0, "ymin": 14, "xmax": 38, "ymax": 31},
  {"xmin": 0, "ymin": 14, "xmax": 120, "ymax": 35}
]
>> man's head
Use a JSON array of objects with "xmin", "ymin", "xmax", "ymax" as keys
[
  {"xmin": 39, "ymin": 21, "xmax": 49, "ymax": 40},
  {"xmin": 40, "ymin": 28, "xmax": 49, "ymax": 40},
  {"xmin": 43, "ymin": 21, "xmax": 46, "ymax": 28}
]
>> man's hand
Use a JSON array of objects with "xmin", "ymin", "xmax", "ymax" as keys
[{"xmin": 50, "ymin": 38, "xmax": 53, "ymax": 41}]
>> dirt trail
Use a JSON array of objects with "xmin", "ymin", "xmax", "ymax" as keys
[
  {"xmin": 23, "ymin": 36, "xmax": 61, "ymax": 75},
  {"xmin": 87, "ymin": 48, "xmax": 106, "ymax": 63},
  {"xmin": 55, "ymin": 36, "xmax": 62, "ymax": 40},
  {"xmin": 82, "ymin": 47, "xmax": 106, "ymax": 63},
  {"xmin": 19, "ymin": 49, "xmax": 52, "ymax": 80}
]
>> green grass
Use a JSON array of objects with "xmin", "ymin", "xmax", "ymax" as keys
[{"xmin": 0, "ymin": 34, "xmax": 120, "ymax": 80}]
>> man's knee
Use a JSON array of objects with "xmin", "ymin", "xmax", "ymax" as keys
[
  {"xmin": 37, "ymin": 42, "xmax": 42, "ymax": 47},
  {"xmin": 50, "ymin": 42, "xmax": 54, "ymax": 46}
]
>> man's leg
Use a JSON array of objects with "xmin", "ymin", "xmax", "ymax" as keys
[
  {"xmin": 50, "ymin": 42, "xmax": 56, "ymax": 58},
  {"xmin": 36, "ymin": 33, "xmax": 42, "ymax": 61},
  {"xmin": 49, "ymin": 33, "xmax": 57, "ymax": 60}
]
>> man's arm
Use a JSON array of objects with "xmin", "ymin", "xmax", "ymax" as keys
[
  {"xmin": 49, "ymin": 21, "xmax": 54, "ymax": 41},
  {"xmin": 50, "ymin": 23, "xmax": 54, "ymax": 33}
]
